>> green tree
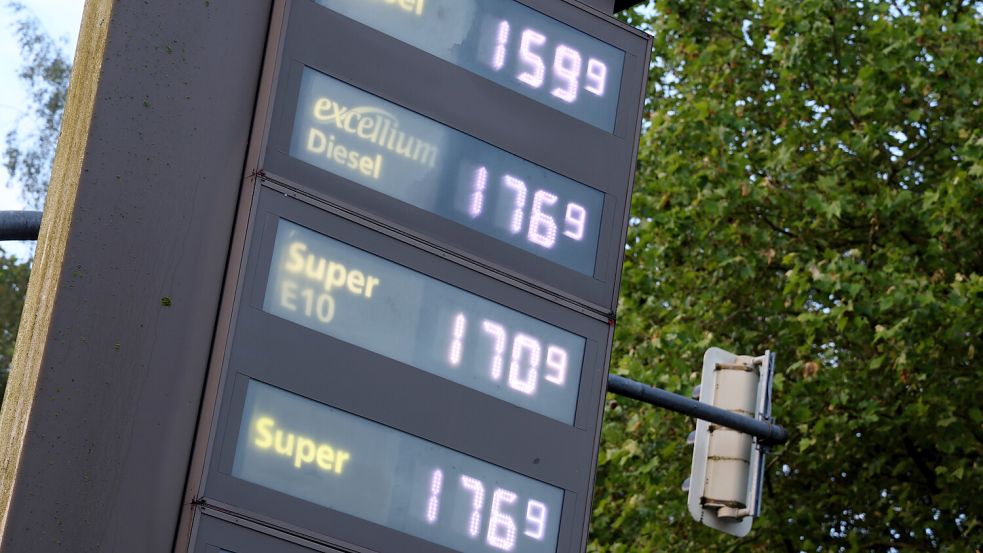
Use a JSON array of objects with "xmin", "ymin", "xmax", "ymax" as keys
[
  {"xmin": 0, "ymin": 248, "xmax": 30, "ymax": 396},
  {"xmin": 592, "ymin": 1, "xmax": 982, "ymax": 551}
]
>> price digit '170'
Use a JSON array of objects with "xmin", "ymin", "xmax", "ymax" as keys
[{"xmin": 447, "ymin": 313, "xmax": 569, "ymax": 395}]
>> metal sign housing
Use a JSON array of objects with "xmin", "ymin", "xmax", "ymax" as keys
[{"xmin": 180, "ymin": 1, "xmax": 651, "ymax": 552}]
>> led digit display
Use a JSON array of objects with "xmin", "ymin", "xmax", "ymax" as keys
[
  {"xmin": 233, "ymin": 380, "xmax": 564, "ymax": 553},
  {"xmin": 264, "ymin": 219, "xmax": 586, "ymax": 424},
  {"xmin": 290, "ymin": 67, "xmax": 603, "ymax": 275},
  {"xmin": 314, "ymin": 0, "xmax": 625, "ymax": 131}
]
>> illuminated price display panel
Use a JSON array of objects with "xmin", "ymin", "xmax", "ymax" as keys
[
  {"xmin": 313, "ymin": 0, "xmax": 625, "ymax": 132},
  {"xmin": 288, "ymin": 68, "xmax": 603, "ymax": 276},
  {"xmin": 263, "ymin": 0, "xmax": 651, "ymax": 312},
  {"xmin": 200, "ymin": 186, "xmax": 612, "ymax": 553},
  {"xmin": 265, "ymin": 219, "xmax": 586, "ymax": 423},
  {"xmin": 232, "ymin": 380, "xmax": 563, "ymax": 553}
]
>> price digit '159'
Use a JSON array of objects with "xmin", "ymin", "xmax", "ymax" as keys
[{"xmin": 487, "ymin": 20, "xmax": 610, "ymax": 104}]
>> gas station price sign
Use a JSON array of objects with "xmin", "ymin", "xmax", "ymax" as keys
[
  {"xmin": 314, "ymin": 0, "xmax": 625, "ymax": 131},
  {"xmin": 289, "ymin": 67, "xmax": 604, "ymax": 276},
  {"xmin": 233, "ymin": 380, "xmax": 564, "ymax": 553},
  {"xmin": 188, "ymin": 1, "xmax": 652, "ymax": 552},
  {"xmin": 264, "ymin": 218, "xmax": 586, "ymax": 424}
]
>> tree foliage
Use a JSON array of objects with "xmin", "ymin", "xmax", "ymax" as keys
[
  {"xmin": 592, "ymin": 1, "xmax": 982, "ymax": 551},
  {"xmin": 3, "ymin": 0, "xmax": 71, "ymax": 208},
  {"xmin": 0, "ymin": 248, "xmax": 30, "ymax": 397}
]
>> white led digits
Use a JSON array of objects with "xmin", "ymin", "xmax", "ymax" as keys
[
  {"xmin": 508, "ymin": 334, "xmax": 541, "ymax": 396},
  {"xmin": 448, "ymin": 313, "xmax": 467, "ymax": 366},
  {"xmin": 524, "ymin": 500, "xmax": 548, "ymax": 540},
  {"xmin": 544, "ymin": 346, "xmax": 568, "ymax": 386},
  {"xmin": 470, "ymin": 166, "xmax": 488, "ymax": 218},
  {"xmin": 487, "ymin": 489, "xmax": 519, "ymax": 551},
  {"xmin": 517, "ymin": 29, "xmax": 547, "ymax": 89},
  {"xmin": 472, "ymin": 318, "xmax": 570, "ymax": 396},
  {"xmin": 461, "ymin": 475, "xmax": 486, "ymax": 538},
  {"xmin": 491, "ymin": 20, "xmax": 510, "ymax": 71},
  {"xmin": 527, "ymin": 190, "xmax": 558, "ymax": 249},
  {"xmin": 563, "ymin": 203, "xmax": 587, "ymax": 241},
  {"xmin": 484, "ymin": 21, "xmax": 610, "ymax": 105},
  {"xmin": 551, "ymin": 45, "xmax": 582, "ymax": 103},
  {"xmin": 426, "ymin": 469, "xmax": 443, "ymax": 524},
  {"xmin": 481, "ymin": 320, "xmax": 507, "ymax": 381},
  {"xmin": 503, "ymin": 175, "xmax": 528, "ymax": 234},
  {"xmin": 585, "ymin": 58, "xmax": 608, "ymax": 96},
  {"xmin": 458, "ymin": 165, "xmax": 592, "ymax": 254}
]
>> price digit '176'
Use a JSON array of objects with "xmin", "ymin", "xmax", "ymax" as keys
[
  {"xmin": 425, "ymin": 470, "xmax": 551, "ymax": 550},
  {"xmin": 467, "ymin": 167, "xmax": 589, "ymax": 249}
]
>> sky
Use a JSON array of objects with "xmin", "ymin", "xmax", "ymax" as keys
[{"xmin": 0, "ymin": 0, "xmax": 85, "ymax": 259}]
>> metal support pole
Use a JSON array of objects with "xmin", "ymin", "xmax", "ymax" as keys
[
  {"xmin": 607, "ymin": 374, "xmax": 788, "ymax": 446},
  {"xmin": 0, "ymin": 211, "xmax": 43, "ymax": 241}
]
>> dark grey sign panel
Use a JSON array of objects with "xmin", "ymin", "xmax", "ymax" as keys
[
  {"xmin": 187, "ymin": 1, "xmax": 650, "ymax": 551},
  {"xmin": 200, "ymin": 185, "xmax": 612, "ymax": 553},
  {"xmin": 192, "ymin": 514, "xmax": 349, "ymax": 553},
  {"xmin": 261, "ymin": 0, "xmax": 651, "ymax": 313}
]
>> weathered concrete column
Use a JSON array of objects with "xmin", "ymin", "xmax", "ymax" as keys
[{"xmin": 0, "ymin": 1, "xmax": 271, "ymax": 550}]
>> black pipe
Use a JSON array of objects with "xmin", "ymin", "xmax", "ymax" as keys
[
  {"xmin": 0, "ymin": 211, "xmax": 43, "ymax": 241},
  {"xmin": 607, "ymin": 374, "xmax": 788, "ymax": 446}
]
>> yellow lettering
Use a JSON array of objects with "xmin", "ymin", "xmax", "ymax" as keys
[
  {"xmin": 316, "ymin": 444, "xmax": 335, "ymax": 471},
  {"xmin": 285, "ymin": 241, "xmax": 307, "ymax": 273},
  {"xmin": 347, "ymin": 149, "xmax": 359, "ymax": 170},
  {"xmin": 280, "ymin": 280, "xmax": 298, "ymax": 311},
  {"xmin": 346, "ymin": 270, "xmax": 365, "ymax": 295},
  {"xmin": 313, "ymin": 97, "xmax": 333, "ymax": 121},
  {"xmin": 358, "ymin": 155, "xmax": 374, "ymax": 177},
  {"xmin": 274, "ymin": 429, "xmax": 294, "ymax": 455},
  {"xmin": 373, "ymin": 154, "xmax": 382, "ymax": 180},
  {"xmin": 306, "ymin": 127, "xmax": 327, "ymax": 154},
  {"xmin": 375, "ymin": 0, "xmax": 423, "ymax": 15},
  {"xmin": 251, "ymin": 417, "xmax": 352, "ymax": 476},
  {"xmin": 254, "ymin": 416, "xmax": 275, "ymax": 449},
  {"xmin": 364, "ymin": 276, "xmax": 380, "ymax": 298},
  {"xmin": 281, "ymin": 247, "xmax": 380, "ymax": 300},
  {"xmin": 356, "ymin": 116, "xmax": 374, "ymax": 139},
  {"xmin": 333, "ymin": 144, "xmax": 348, "ymax": 164},
  {"xmin": 294, "ymin": 437, "xmax": 317, "ymax": 468},
  {"xmin": 326, "ymin": 261, "xmax": 347, "ymax": 292},
  {"xmin": 334, "ymin": 450, "xmax": 351, "ymax": 474},
  {"xmin": 344, "ymin": 111, "xmax": 358, "ymax": 133}
]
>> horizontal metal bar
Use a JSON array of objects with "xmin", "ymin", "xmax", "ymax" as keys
[
  {"xmin": 0, "ymin": 211, "xmax": 43, "ymax": 241},
  {"xmin": 607, "ymin": 374, "xmax": 788, "ymax": 446}
]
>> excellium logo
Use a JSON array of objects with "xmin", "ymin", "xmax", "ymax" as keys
[{"xmin": 308, "ymin": 96, "xmax": 439, "ymax": 170}]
